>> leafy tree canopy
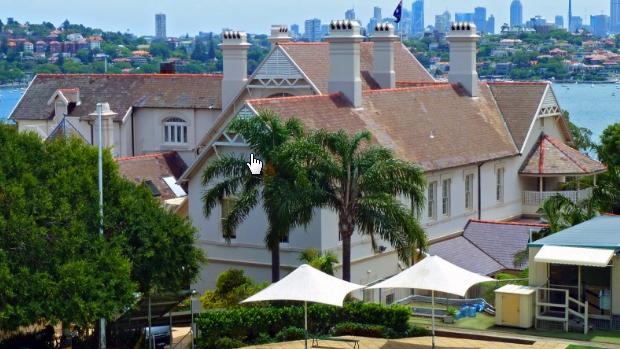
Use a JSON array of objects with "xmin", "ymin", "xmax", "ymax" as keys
[{"xmin": 0, "ymin": 125, "xmax": 203, "ymax": 330}]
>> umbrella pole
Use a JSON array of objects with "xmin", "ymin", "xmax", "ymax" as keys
[
  {"xmin": 431, "ymin": 290, "xmax": 436, "ymax": 349},
  {"xmin": 304, "ymin": 301, "xmax": 308, "ymax": 349}
]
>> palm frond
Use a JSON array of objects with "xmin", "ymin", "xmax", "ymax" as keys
[
  {"xmin": 201, "ymin": 155, "xmax": 249, "ymax": 186},
  {"xmin": 201, "ymin": 175, "xmax": 247, "ymax": 218}
]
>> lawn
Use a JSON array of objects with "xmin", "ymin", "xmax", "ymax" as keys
[
  {"xmin": 410, "ymin": 313, "xmax": 496, "ymax": 331},
  {"xmin": 566, "ymin": 346, "xmax": 606, "ymax": 349}
]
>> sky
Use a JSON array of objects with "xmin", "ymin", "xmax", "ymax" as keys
[{"xmin": 3, "ymin": 0, "xmax": 612, "ymax": 36}]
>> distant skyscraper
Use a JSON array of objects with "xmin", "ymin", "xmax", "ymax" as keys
[
  {"xmin": 291, "ymin": 24, "xmax": 300, "ymax": 37},
  {"xmin": 304, "ymin": 18, "xmax": 321, "ymax": 42},
  {"xmin": 611, "ymin": 0, "xmax": 620, "ymax": 33},
  {"xmin": 487, "ymin": 15, "xmax": 496, "ymax": 34},
  {"xmin": 555, "ymin": 15, "xmax": 564, "ymax": 29},
  {"xmin": 474, "ymin": 7, "xmax": 487, "ymax": 32},
  {"xmin": 374, "ymin": 6, "xmax": 382, "ymax": 21},
  {"xmin": 568, "ymin": 0, "xmax": 573, "ymax": 31},
  {"xmin": 345, "ymin": 8, "xmax": 356, "ymax": 20},
  {"xmin": 455, "ymin": 13, "xmax": 475, "ymax": 23},
  {"xmin": 412, "ymin": 0, "xmax": 424, "ymax": 34},
  {"xmin": 591, "ymin": 14, "xmax": 610, "ymax": 37},
  {"xmin": 155, "ymin": 13, "xmax": 166, "ymax": 39},
  {"xmin": 434, "ymin": 11, "xmax": 451, "ymax": 33},
  {"xmin": 570, "ymin": 16, "xmax": 583, "ymax": 32},
  {"xmin": 510, "ymin": 0, "xmax": 523, "ymax": 27}
]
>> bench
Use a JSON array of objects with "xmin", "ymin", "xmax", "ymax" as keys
[{"xmin": 311, "ymin": 336, "xmax": 360, "ymax": 349}]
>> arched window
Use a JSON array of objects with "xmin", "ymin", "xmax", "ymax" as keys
[{"xmin": 163, "ymin": 117, "xmax": 188, "ymax": 145}]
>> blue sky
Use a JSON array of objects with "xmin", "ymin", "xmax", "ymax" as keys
[{"xmin": 4, "ymin": 0, "xmax": 611, "ymax": 36}]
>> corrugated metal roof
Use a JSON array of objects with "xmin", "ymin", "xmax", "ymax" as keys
[{"xmin": 529, "ymin": 215, "xmax": 620, "ymax": 249}]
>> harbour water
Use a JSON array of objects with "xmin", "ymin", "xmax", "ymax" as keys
[{"xmin": 1, "ymin": 83, "xmax": 620, "ymax": 142}]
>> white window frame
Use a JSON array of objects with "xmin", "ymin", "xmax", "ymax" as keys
[
  {"xmin": 427, "ymin": 181, "xmax": 437, "ymax": 220},
  {"xmin": 163, "ymin": 117, "xmax": 188, "ymax": 145},
  {"xmin": 465, "ymin": 174, "xmax": 474, "ymax": 211},
  {"xmin": 496, "ymin": 168, "xmax": 505, "ymax": 202},
  {"xmin": 442, "ymin": 178, "xmax": 451, "ymax": 216},
  {"xmin": 220, "ymin": 197, "xmax": 237, "ymax": 239}
]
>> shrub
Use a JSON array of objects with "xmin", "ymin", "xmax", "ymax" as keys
[
  {"xmin": 196, "ymin": 301, "xmax": 410, "ymax": 347},
  {"xmin": 408, "ymin": 324, "xmax": 431, "ymax": 337},
  {"xmin": 200, "ymin": 269, "xmax": 268, "ymax": 309},
  {"xmin": 275, "ymin": 327, "xmax": 306, "ymax": 342},
  {"xmin": 213, "ymin": 337, "xmax": 245, "ymax": 349},
  {"xmin": 332, "ymin": 322, "xmax": 388, "ymax": 338},
  {"xmin": 254, "ymin": 333, "xmax": 274, "ymax": 344}
]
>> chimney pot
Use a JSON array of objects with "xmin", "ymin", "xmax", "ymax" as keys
[
  {"xmin": 326, "ymin": 19, "xmax": 363, "ymax": 108},
  {"xmin": 370, "ymin": 22, "xmax": 398, "ymax": 89},
  {"xmin": 220, "ymin": 29, "xmax": 250, "ymax": 107},
  {"xmin": 446, "ymin": 22, "xmax": 480, "ymax": 97},
  {"xmin": 268, "ymin": 25, "xmax": 292, "ymax": 45}
]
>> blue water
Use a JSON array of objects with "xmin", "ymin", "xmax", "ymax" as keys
[
  {"xmin": 0, "ymin": 87, "xmax": 24, "ymax": 121},
  {"xmin": 552, "ymin": 83, "xmax": 620, "ymax": 143},
  {"xmin": 1, "ymin": 84, "xmax": 619, "ymax": 142}
]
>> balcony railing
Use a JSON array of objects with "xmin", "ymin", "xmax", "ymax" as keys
[{"xmin": 522, "ymin": 187, "xmax": 594, "ymax": 208}]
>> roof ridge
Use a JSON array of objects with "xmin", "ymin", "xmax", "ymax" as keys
[
  {"xmin": 37, "ymin": 73, "xmax": 223, "ymax": 78},
  {"xmin": 280, "ymin": 42, "xmax": 329, "ymax": 46},
  {"xmin": 363, "ymin": 83, "xmax": 452, "ymax": 95},
  {"xmin": 247, "ymin": 92, "xmax": 343, "ymax": 104},
  {"xmin": 469, "ymin": 219, "xmax": 549, "ymax": 228},
  {"xmin": 542, "ymin": 134, "xmax": 590, "ymax": 173},
  {"xmin": 115, "ymin": 151, "xmax": 177, "ymax": 162},
  {"xmin": 487, "ymin": 81, "xmax": 550, "ymax": 86}
]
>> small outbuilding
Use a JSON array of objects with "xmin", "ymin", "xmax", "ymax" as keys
[{"xmin": 495, "ymin": 284, "xmax": 536, "ymax": 328}]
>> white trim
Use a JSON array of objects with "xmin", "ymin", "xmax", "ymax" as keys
[{"xmin": 520, "ymin": 84, "xmax": 549, "ymax": 154}]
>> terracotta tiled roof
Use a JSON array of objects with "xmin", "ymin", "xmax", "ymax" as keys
[
  {"xmin": 11, "ymin": 74, "xmax": 223, "ymax": 121},
  {"xmin": 247, "ymin": 83, "xmax": 518, "ymax": 171},
  {"xmin": 520, "ymin": 133, "xmax": 606, "ymax": 176},
  {"xmin": 488, "ymin": 82, "xmax": 549, "ymax": 150},
  {"xmin": 116, "ymin": 152, "xmax": 188, "ymax": 202},
  {"xmin": 278, "ymin": 42, "xmax": 434, "ymax": 94}
]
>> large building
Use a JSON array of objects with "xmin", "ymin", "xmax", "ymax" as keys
[
  {"xmin": 474, "ymin": 7, "xmax": 487, "ymax": 33},
  {"xmin": 373, "ymin": 6, "xmax": 382, "ymax": 21},
  {"xmin": 304, "ymin": 18, "xmax": 322, "ymax": 42},
  {"xmin": 345, "ymin": 8, "xmax": 356, "ymax": 21},
  {"xmin": 412, "ymin": 0, "xmax": 424, "ymax": 34},
  {"xmin": 434, "ymin": 11, "xmax": 451, "ymax": 33},
  {"xmin": 487, "ymin": 15, "xmax": 496, "ymax": 34},
  {"xmin": 155, "ymin": 13, "xmax": 166, "ymax": 39},
  {"xmin": 591, "ymin": 14, "xmax": 610, "ymax": 37},
  {"xmin": 11, "ymin": 21, "xmax": 606, "ymax": 310},
  {"xmin": 455, "ymin": 13, "xmax": 475, "ymax": 23},
  {"xmin": 611, "ymin": 0, "xmax": 620, "ymax": 33},
  {"xmin": 510, "ymin": 0, "xmax": 523, "ymax": 27},
  {"xmin": 555, "ymin": 15, "xmax": 564, "ymax": 29}
]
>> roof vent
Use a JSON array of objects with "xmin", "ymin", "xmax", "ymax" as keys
[{"xmin": 159, "ymin": 61, "xmax": 176, "ymax": 74}]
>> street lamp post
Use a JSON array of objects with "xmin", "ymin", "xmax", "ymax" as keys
[{"xmin": 97, "ymin": 103, "xmax": 106, "ymax": 349}]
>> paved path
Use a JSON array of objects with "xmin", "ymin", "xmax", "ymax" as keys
[{"xmin": 242, "ymin": 336, "xmax": 569, "ymax": 349}]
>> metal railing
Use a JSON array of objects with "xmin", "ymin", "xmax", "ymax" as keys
[
  {"xmin": 535, "ymin": 287, "xmax": 588, "ymax": 334},
  {"xmin": 522, "ymin": 188, "xmax": 593, "ymax": 207}
]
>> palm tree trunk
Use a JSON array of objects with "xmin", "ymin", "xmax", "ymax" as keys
[
  {"xmin": 271, "ymin": 245, "xmax": 280, "ymax": 282},
  {"xmin": 342, "ymin": 233, "xmax": 352, "ymax": 281}
]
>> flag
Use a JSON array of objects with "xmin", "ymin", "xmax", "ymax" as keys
[{"xmin": 393, "ymin": 0, "xmax": 403, "ymax": 23}]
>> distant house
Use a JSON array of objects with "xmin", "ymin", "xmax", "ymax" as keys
[
  {"xmin": 35, "ymin": 40, "xmax": 47, "ymax": 53},
  {"xmin": 23, "ymin": 41, "xmax": 33, "ymax": 53}
]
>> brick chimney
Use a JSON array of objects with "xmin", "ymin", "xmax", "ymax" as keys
[
  {"xmin": 268, "ymin": 25, "xmax": 291, "ymax": 46},
  {"xmin": 446, "ymin": 22, "xmax": 480, "ymax": 97},
  {"xmin": 220, "ymin": 30, "xmax": 250, "ymax": 107},
  {"xmin": 371, "ymin": 23, "xmax": 398, "ymax": 89},
  {"xmin": 325, "ymin": 20, "xmax": 364, "ymax": 108}
]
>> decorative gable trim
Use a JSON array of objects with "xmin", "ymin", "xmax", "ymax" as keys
[
  {"xmin": 254, "ymin": 47, "xmax": 303, "ymax": 79},
  {"xmin": 213, "ymin": 104, "xmax": 256, "ymax": 147},
  {"xmin": 537, "ymin": 87, "xmax": 561, "ymax": 118}
]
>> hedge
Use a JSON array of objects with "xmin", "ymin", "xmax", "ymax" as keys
[{"xmin": 196, "ymin": 301, "xmax": 411, "ymax": 348}]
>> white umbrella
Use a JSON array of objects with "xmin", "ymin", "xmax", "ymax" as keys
[
  {"xmin": 242, "ymin": 264, "xmax": 365, "ymax": 349},
  {"xmin": 368, "ymin": 255, "xmax": 493, "ymax": 348}
]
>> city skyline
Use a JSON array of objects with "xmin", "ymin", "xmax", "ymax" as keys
[{"xmin": 3, "ymin": 0, "xmax": 614, "ymax": 36}]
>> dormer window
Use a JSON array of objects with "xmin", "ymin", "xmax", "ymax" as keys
[{"xmin": 163, "ymin": 117, "xmax": 188, "ymax": 145}]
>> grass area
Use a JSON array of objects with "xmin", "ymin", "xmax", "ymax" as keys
[
  {"xmin": 410, "ymin": 314, "xmax": 620, "ymax": 346},
  {"xmin": 566, "ymin": 346, "xmax": 606, "ymax": 349}
]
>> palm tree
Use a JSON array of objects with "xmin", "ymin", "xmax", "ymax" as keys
[
  {"xmin": 201, "ymin": 111, "xmax": 318, "ymax": 282},
  {"xmin": 299, "ymin": 248, "xmax": 339, "ymax": 275},
  {"xmin": 513, "ymin": 194, "xmax": 598, "ymax": 267},
  {"xmin": 308, "ymin": 130, "xmax": 427, "ymax": 281}
]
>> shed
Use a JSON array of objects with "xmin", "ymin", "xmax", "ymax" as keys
[{"xmin": 495, "ymin": 284, "xmax": 536, "ymax": 328}]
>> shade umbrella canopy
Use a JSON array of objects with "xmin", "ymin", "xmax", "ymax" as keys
[
  {"xmin": 368, "ymin": 255, "xmax": 494, "ymax": 296},
  {"xmin": 242, "ymin": 264, "xmax": 365, "ymax": 306}
]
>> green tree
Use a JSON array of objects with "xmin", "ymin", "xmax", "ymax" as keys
[
  {"xmin": 149, "ymin": 42, "xmax": 171, "ymax": 59},
  {"xmin": 0, "ymin": 125, "xmax": 203, "ymax": 330},
  {"xmin": 201, "ymin": 112, "xmax": 319, "ymax": 282},
  {"xmin": 598, "ymin": 123, "xmax": 620, "ymax": 167},
  {"xmin": 199, "ymin": 269, "xmax": 266, "ymax": 309},
  {"xmin": 191, "ymin": 40, "xmax": 208, "ymax": 62},
  {"xmin": 299, "ymin": 248, "xmax": 338, "ymax": 275},
  {"xmin": 310, "ymin": 130, "xmax": 427, "ymax": 281}
]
